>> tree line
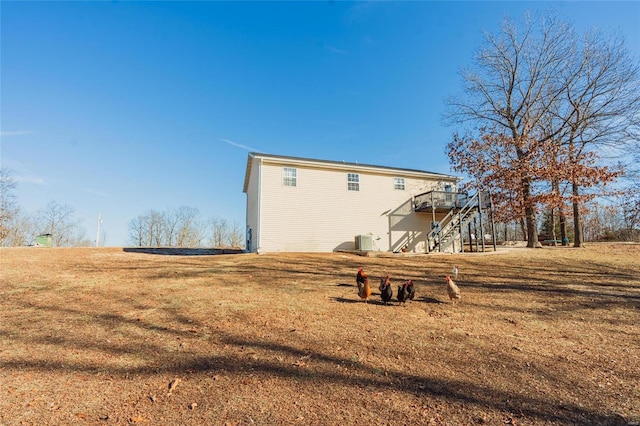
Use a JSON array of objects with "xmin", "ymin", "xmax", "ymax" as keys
[
  {"xmin": 445, "ymin": 11, "xmax": 640, "ymax": 247},
  {"xmin": 0, "ymin": 167, "xmax": 245, "ymax": 248},
  {"xmin": 127, "ymin": 207, "xmax": 244, "ymax": 248},
  {"xmin": 0, "ymin": 169, "xmax": 91, "ymax": 247}
]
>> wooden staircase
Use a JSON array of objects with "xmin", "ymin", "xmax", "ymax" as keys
[{"xmin": 414, "ymin": 191, "xmax": 495, "ymax": 253}]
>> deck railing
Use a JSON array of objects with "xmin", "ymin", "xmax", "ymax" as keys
[
  {"xmin": 414, "ymin": 191, "xmax": 466, "ymax": 211},
  {"xmin": 420, "ymin": 191, "xmax": 494, "ymax": 253}
]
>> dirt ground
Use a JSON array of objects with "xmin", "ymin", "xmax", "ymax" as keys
[{"xmin": 1, "ymin": 243, "xmax": 639, "ymax": 426}]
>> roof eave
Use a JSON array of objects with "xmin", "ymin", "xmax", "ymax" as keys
[{"xmin": 247, "ymin": 152, "xmax": 458, "ymax": 181}]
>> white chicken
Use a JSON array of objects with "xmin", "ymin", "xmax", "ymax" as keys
[{"xmin": 445, "ymin": 275, "xmax": 461, "ymax": 304}]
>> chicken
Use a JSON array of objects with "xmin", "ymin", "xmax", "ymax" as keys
[
  {"xmin": 358, "ymin": 275, "xmax": 372, "ymax": 303},
  {"xmin": 405, "ymin": 279, "xmax": 415, "ymax": 302},
  {"xmin": 356, "ymin": 267, "xmax": 367, "ymax": 292},
  {"xmin": 397, "ymin": 282, "xmax": 409, "ymax": 305},
  {"xmin": 445, "ymin": 275, "xmax": 461, "ymax": 304},
  {"xmin": 452, "ymin": 265, "xmax": 459, "ymax": 279},
  {"xmin": 379, "ymin": 275, "xmax": 393, "ymax": 305}
]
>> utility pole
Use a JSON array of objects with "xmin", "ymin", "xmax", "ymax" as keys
[{"xmin": 96, "ymin": 213, "xmax": 102, "ymax": 247}]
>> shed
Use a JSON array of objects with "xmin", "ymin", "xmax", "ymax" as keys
[{"xmin": 35, "ymin": 234, "xmax": 52, "ymax": 247}]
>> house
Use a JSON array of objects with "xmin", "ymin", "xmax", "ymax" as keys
[{"xmin": 242, "ymin": 152, "xmax": 461, "ymax": 253}]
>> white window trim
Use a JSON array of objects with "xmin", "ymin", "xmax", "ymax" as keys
[
  {"xmin": 347, "ymin": 173, "xmax": 359, "ymax": 191},
  {"xmin": 283, "ymin": 167, "xmax": 297, "ymax": 187},
  {"xmin": 394, "ymin": 177, "xmax": 405, "ymax": 190}
]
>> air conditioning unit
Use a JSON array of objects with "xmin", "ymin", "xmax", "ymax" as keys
[{"xmin": 355, "ymin": 235, "xmax": 373, "ymax": 251}]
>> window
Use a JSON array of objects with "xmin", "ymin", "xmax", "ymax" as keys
[
  {"xmin": 394, "ymin": 177, "xmax": 405, "ymax": 190},
  {"xmin": 283, "ymin": 167, "xmax": 297, "ymax": 187},
  {"xmin": 347, "ymin": 173, "xmax": 359, "ymax": 191}
]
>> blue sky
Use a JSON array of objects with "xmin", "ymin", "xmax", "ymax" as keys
[{"xmin": 2, "ymin": 1, "xmax": 639, "ymax": 246}]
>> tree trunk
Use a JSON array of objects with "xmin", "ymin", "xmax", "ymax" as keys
[
  {"xmin": 560, "ymin": 212, "xmax": 568, "ymax": 245},
  {"xmin": 522, "ymin": 178, "xmax": 539, "ymax": 248},
  {"xmin": 525, "ymin": 205, "xmax": 539, "ymax": 248},
  {"xmin": 550, "ymin": 208, "xmax": 557, "ymax": 245},
  {"xmin": 572, "ymin": 181, "xmax": 583, "ymax": 247},
  {"xmin": 551, "ymin": 180, "xmax": 566, "ymax": 245}
]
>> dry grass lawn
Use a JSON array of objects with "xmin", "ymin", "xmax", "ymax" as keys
[{"xmin": 1, "ymin": 243, "xmax": 639, "ymax": 425}]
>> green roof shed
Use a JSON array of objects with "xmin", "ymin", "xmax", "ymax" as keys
[{"xmin": 35, "ymin": 234, "xmax": 52, "ymax": 247}]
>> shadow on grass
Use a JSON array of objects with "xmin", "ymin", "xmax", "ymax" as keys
[
  {"xmin": 4, "ymin": 250, "xmax": 638, "ymax": 425},
  {"xmin": 2, "ymin": 314, "xmax": 631, "ymax": 426},
  {"xmin": 419, "ymin": 296, "xmax": 446, "ymax": 304}
]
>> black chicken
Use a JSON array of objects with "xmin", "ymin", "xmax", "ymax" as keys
[
  {"xmin": 405, "ymin": 280, "xmax": 415, "ymax": 302},
  {"xmin": 397, "ymin": 282, "xmax": 408, "ymax": 305},
  {"xmin": 379, "ymin": 276, "xmax": 393, "ymax": 305}
]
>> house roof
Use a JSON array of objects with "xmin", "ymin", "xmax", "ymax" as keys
[{"xmin": 243, "ymin": 152, "xmax": 458, "ymax": 193}]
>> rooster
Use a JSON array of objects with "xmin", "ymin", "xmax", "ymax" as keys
[
  {"xmin": 358, "ymin": 275, "xmax": 372, "ymax": 303},
  {"xmin": 445, "ymin": 275, "xmax": 461, "ymax": 304},
  {"xmin": 405, "ymin": 280, "xmax": 415, "ymax": 302},
  {"xmin": 356, "ymin": 267, "xmax": 367, "ymax": 292},
  {"xmin": 397, "ymin": 281, "xmax": 409, "ymax": 305},
  {"xmin": 379, "ymin": 275, "xmax": 393, "ymax": 305}
]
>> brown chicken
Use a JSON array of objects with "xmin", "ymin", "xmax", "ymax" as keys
[
  {"xmin": 356, "ymin": 267, "xmax": 367, "ymax": 291},
  {"xmin": 445, "ymin": 275, "xmax": 461, "ymax": 304},
  {"xmin": 356, "ymin": 268, "xmax": 371, "ymax": 302}
]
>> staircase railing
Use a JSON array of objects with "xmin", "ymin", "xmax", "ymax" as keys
[{"xmin": 426, "ymin": 191, "xmax": 486, "ymax": 253}]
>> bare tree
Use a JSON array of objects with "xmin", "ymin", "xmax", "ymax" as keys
[
  {"xmin": 127, "ymin": 209, "xmax": 166, "ymax": 247},
  {"xmin": 206, "ymin": 217, "xmax": 245, "ymax": 248},
  {"xmin": 446, "ymin": 11, "xmax": 639, "ymax": 247},
  {"xmin": 209, "ymin": 217, "xmax": 229, "ymax": 247},
  {"xmin": 548, "ymin": 30, "xmax": 639, "ymax": 246},
  {"xmin": 34, "ymin": 200, "xmax": 89, "ymax": 247},
  {"xmin": 128, "ymin": 206, "xmax": 207, "ymax": 247},
  {"xmin": 148, "ymin": 210, "xmax": 165, "ymax": 247},
  {"xmin": 445, "ymin": 12, "xmax": 572, "ymax": 247},
  {"xmin": 173, "ymin": 206, "xmax": 204, "ymax": 248},
  {"xmin": 227, "ymin": 221, "xmax": 244, "ymax": 248},
  {"xmin": 2, "ymin": 211, "xmax": 38, "ymax": 246},
  {"xmin": 0, "ymin": 167, "xmax": 19, "ymax": 245},
  {"xmin": 127, "ymin": 207, "xmax": 243, "ymax": 248},
  {"xmin": 128, "ymin": 215, "xmax": 147, "ymax": 246},
  {"xmin": 621, "ymin": 182, "xmax": 640, "ymax": 238}
]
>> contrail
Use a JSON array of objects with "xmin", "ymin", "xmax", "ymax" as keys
[{"xmin": 220, "ymin": 138, "xmax": 260, "ymax": 152}]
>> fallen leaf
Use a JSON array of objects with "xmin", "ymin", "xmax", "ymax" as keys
[
  {"xmin": 75, "ymin": 413, "xmax": 87, "ymax": 420},
  {"xmin": 189, "ymin": 402, "xmax": 197, "ymax": 410},
  {"xmin": 131, "ymin": 416, "xmax": 145, "ymax": 423}
]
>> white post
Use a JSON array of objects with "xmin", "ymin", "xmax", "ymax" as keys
[{"xmin": 96, "ymin": 213, "xmax": 102, "ymax": 247}]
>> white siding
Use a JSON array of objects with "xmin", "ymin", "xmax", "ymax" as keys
[
  {"xmin": 245, "ymin": 158, "xmax": 261, "ymax": 252},
  {"xmin": 257, "ymin": 160, "xmax": 449, "ymax": 252}
]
